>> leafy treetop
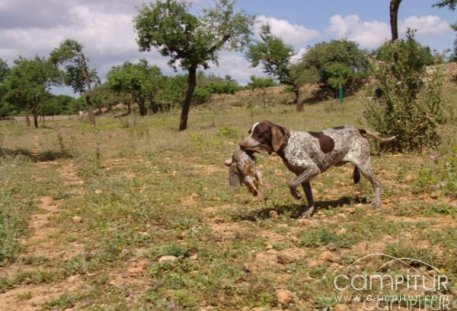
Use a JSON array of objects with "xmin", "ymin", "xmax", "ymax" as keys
[{"xmin": 135, "ymin": 0, "xmax": 254, "ymax": 71}]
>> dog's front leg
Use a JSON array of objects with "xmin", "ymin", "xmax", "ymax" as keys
[
  {"xmin": 300, "ymin": 182, "xmax": 315, "ymax": 218},
  {"xmin": 288, "ymin": 165, "xmax": 320, "ymax": 200}
]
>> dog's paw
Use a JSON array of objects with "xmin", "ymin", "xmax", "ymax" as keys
[
  {"xmin": 371, "ymin": 201, "xmax": 381, "ymax": 209},
  {"xmin": 289, "ymin": 187, "xmax": 302, "ymax": 200},
  {"xmin": 298, "ymin": 206, "xmax": 315, "ymax": 219}
]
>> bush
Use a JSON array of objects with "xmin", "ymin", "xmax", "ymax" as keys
[
  {"xmin": 364, "ymin": 32, "xmax": 444, "ymax": 152},
  {"xmin": 301, "ymin": 39, "xmax": 370, "ymax": 95},
  {"xmin": 191, "ymin": 86, "xmax": 212, "ymax": 105}
]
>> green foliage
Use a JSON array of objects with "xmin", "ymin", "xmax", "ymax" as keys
[
  {"xmin": 326, "ymin": 63, "xmax": 352, "ymax": 91},
  {"xmin": 247, "ymin": 76, "xmax": 276, "ymax": 90},
  {"xmin": 2, "ymin": 56, "xmax": 59, "ymax": 124},
  {"xmin": 89, "ymin": 84, "xmax": 119, "ymax": 112},
  {"xmin": 191, "ymin": 86, "xmax": 212, "ymax": 105},
  {"xmin": 0, "ymin": 58, "xmax": 9, "ymax": 83},
  {"xmin": 155, "ymin": 75, "xmax": 187, "ymax": 108},
  {"xmin": 0, "ymin": 60, "xmax": 15, "ymax": 117},
  {"xmin": 364, "ymin": 32, "xmax": 444, "ymax": 152},
  {"xmin": 247, "ymin": 24, "xmax": 294, "ymax": 84},
  {"xmin": 106, "ymin": 59, "xmax": 163, "ymax": 115},
  {"xmin": 433, "ymin": 0, "xmax": 457, "ymax": 11},
  {"xmin": 199, "ymin": 73, "xmax": 240, "ymax": 95},
  {"xmin": 135, "ymin": 0, "xmax": 253, "ymax": 70},
  {"xmin": 50, "ymin": 39, "xmax": 99, "ymax": 95},
  {"xmin": 376, "ymin": 36, "xmax": 435, "ymax": 68},
  {"xmin": 301, "ymin": 39, "xmax": 369, "ymax": 93},
  {"xmin": 134, "ymin": 0, "xmax": 253, "ymax": 129},
  {"xmin": 246, "ymin": 23, "xmax": 310, "ymax": 105}
]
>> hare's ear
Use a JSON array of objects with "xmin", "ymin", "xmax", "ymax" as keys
[
  {"xmin": 228, "ymin": 166, "xmax": 241, "ymax": 187},
  {"xmin": 224, "ymin": 158, "xmax": 233, "ymax": 167},
  {"xmin": 271, "ymin": 125, "xmax": 286, "ymax": 152}
]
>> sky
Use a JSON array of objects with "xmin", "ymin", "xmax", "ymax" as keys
[{"xmin": 0, "ymin": 0, "xmax": 455, "ymax": 93}]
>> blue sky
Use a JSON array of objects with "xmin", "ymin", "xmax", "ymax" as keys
[
  {"xmin": 0, "ymin": 0, "xmax": 455, "ymax": 92},
  {"xmin": 233, "ymin": 0, "xmax": 455, "ymax": 51}
]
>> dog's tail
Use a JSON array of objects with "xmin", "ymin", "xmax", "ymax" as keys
[
  {"xmin": 353, "ymin": 166, "xmax": 361, "ymax": 184},
  {"xmin": 358, "ymin": 129, "xmax": 396, "ymax": 143}
]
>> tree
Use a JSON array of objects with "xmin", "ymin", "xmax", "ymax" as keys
[
  {"xmin": 3, "ymin": 56, "xmax": 59, "ymax": 127},
  {"xmin": 50, "ymin": 39, "xmax": 100, "ymax": 126},
  {"xmin": 0, "ymin": 59, "xmax": 11, "ymax": 117},
  {"xmin": 434, "ymin": 0, "xmax": 457, "ymax": 12},
  {"xmin": 301, "ymin": 40, "xmax": 369, "ymax": 97},
  {"xmin": 434, "ymin": 0, "xmax": 457, "ymax": 61},
  {"xmin": 106, "ymin": 60, "xmax": 162, "ymax": 116},
  {"xmin": 134, "ymin": 0, "xmax": 253, "ymax": 130},
  {"xmin": 326, "ymin": 63, "xmax": 351, "ymax": 100},
  {"xmin": 246, "ymin": 24, "xmax": 306, "ymax": 109},
  {"xmin": 0, "ymin": 59, "xmax": 9, "ymax": 83},
  {"xmin": 156, "ymin": 74, "xmax": 187, "ymax": 111},
  {"xmin": 390, "ymin": 0, "xmax": 403, "ymax": 41},
  {"xmin": 247, "ymin": 76, "xmax": 275, "ymax": 109}
]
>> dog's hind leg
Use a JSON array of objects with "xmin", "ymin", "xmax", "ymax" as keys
[
  {"xmin": 353, "ymin": 166, "xmax": 361, "ymax": 184},
  {"xmin": 355, "ymin": 161, "xmax": 381, "ymax": 208}
]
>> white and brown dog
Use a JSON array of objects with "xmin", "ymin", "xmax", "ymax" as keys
[{"xmin": 240, "ymin": 121, "xmax": 395, "ymax": 217}]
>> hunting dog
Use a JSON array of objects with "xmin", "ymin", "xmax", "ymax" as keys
[{"xmin": 240, "ymin": 121, "xmax": 395, "ymax": 218}]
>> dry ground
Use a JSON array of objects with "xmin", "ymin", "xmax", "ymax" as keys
[{"xmin": 0, "ymin": 85, "xmax": 456, "ymax": 310}]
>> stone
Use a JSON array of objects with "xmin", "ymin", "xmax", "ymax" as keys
[
  {"xmin": 159, "ymin": 255, "xmax": 178, "ymax": 263},
  {"xmin": 67, "ymin": 275, "xmax": 81, "ymax": 283},
  {"xmin": 336, "ymin": 228, "xmax": 347, "ymax": 235},
  {"xmin": 276, "ymin": 289, "xmax": 293, "ymax": 305},
  {"xmin": 71, "ymin": 216, "xmax": 82, "ymax": 223},
  {"xmin": 319, "ymin": 250, "xmax": 339, "ymax": 262},
  {"xmin": 307, "ymin": 259, "xmax": 325, "ymax": 268},
  {"xmin": 334, "ymin": 304, "xmax": 349, "ymax": 311}
]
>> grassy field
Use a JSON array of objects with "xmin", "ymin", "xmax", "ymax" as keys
[{"xmin": 0, "ymin": 84, "xmax": 456, "ymax": 310}]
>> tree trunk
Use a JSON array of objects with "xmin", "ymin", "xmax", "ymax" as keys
[
  {"xmin": 293, "ymin": 83, "xmax": 304, "ymax": 112},
  {"xmin": 127, "ymin": 100, "xmax": 132, "ymax": 115},
  {"xmin": 179, "ymin": 65, "xmax": 197, "ymax": 131},
  {"xmin": 33, "ymin": 114, "xmax": 39, "ymax": 128},
  {"xmin": 25, "ymin": 115, "xmax": 31, "ymax": 127},
  {"xmin": 137, "ymin": 98, "xmax": 148, "ymax": 116},
  {"xmin": 390, "ymin": 0, "xmax": 402, "ymax": 41},
  {"xmin": 85, "ymin": 94, "xmax": 96, "ymax": 126},
  {"xmin": 149, "ymin": 94, "xmax": 157, "ymax": 113}
]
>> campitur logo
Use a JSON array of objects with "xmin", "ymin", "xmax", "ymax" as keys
[{"xmin": 332, "ymin": 253, "xmax": 456, "ymax": 310}]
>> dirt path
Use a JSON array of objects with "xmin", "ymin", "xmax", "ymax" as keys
[{"xmin": 0, "ymin": 140, "xmax": 86, "ymax": 310}]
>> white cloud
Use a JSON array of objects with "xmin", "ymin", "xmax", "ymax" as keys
[
  {"xmin": 400, "ymin": 15, "xmax": 452, "ymax": 36},
  {"xmin": 255, "ymin": 15, "xmax": 319, "ymax": 45},
  {"xmin": 290, "ymin": 47, "xmax": 307, "ymax": 63},
  {"xmin": 327, "ymin": 15, "xmax": 390, "ymax": 49},
  {"xmin": 0, "ymin": 4, "xmax": 153, "ymax": 77},
  {"xmin": 327, "ymin": 14, "xmax": 453, "ymax": 50}
]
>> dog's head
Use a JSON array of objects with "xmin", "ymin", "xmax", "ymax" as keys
[{"xmin": 239, "ymin": 121, "xmax": 288, "ymax": 154}]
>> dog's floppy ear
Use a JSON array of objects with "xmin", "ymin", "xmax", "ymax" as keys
[{"xmin": 271, "ymin": 125, "xmax": 286, "ymax": 152}]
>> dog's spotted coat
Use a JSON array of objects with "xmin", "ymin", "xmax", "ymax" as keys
[{"xmin": 241, "ymin": 121, "xmax": 395, "ymax": 217}]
